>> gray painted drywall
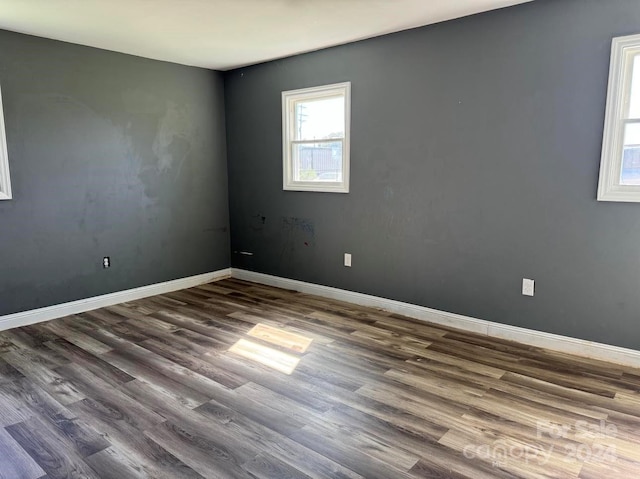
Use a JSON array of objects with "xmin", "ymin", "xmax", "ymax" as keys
[
  {"xmin": 225, "ymin": 0, "xmax": 640, "ymax": 350},
  {"xmin": 0, "ymin": 30, "xmax": 230, "ymax": 316}
]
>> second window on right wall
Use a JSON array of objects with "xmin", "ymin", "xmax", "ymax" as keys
[
  {"xmin": 598, "ymin": 33, "xmax": 640, "ymax": 202},
  {"xmin": 0, "ymin": 84, "xmax": 11, "ymax": 201}
]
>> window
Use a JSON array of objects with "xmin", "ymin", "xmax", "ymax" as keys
[
  {"xmin": 282, "ymin": 82, "xmax": 350, "ymax": 193},
  {"xmin": 598, "ymin": 33, "xmax": 640, "ymax": 202},
  {"xmin": 0, "ymin": 85, "xmax": 10, "ymax": 200}
]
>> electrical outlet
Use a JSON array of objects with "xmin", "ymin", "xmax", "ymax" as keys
[
  {"xmin": 344, "ymin": 253, "xmax": 352, "ymax": 267},
  {"xmin": 522, "ymin": 278, "xmax": 534, "ymax": 296},
  {"xmin": 103, "ymin": 257, "xmax": 111, "ymax": 269}
]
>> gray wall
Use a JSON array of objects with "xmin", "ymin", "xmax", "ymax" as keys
[
  {"xmin": 0, "ymin": 30, "xmax": 230, "ymax": 316},
  {"xmin": 225, "ymin": 0, "xmax": 640, "ymax": 350}
]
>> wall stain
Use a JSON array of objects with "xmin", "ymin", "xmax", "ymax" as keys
[
  {"xmin": 250, "ymin": 214, "xmax": 267, "ymax": 232},
  {"xmin": 131, "ymin": 99, "xmax": 198, "ymax": 203},
  {"xmin": 280, "ymin": 216, "xmax": 315, "ymax": 262},
  {"xmin": 152, "ymin": 101, "xmax": 194, "ymax": 172},
  {"xmin": 281, "ymin": 216, "xmax": 315, "ymax": 235}
]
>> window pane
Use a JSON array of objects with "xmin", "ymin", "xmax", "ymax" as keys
[
  {"xmin": 283, "ymin": 82, "xmax": 350, "ymax": 192},
  {"xmin": 621, "ymin": 123, "xmax": 640, "ymax": 185},
  {"xmin": 629, "ymin": 54, "xmax": 640, "ymax": 119},
  {"xmin": 292, "ymin": 141, "xmax": 343, "ymax": 182},
  {"xmin": 294, "ymin": 96, "xmax": 344, "ymax": 141}
]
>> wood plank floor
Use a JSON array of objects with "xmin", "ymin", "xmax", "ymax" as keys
[{"xmin": 0, "ymin": 278, "xmax": 639, "ymax": 478}]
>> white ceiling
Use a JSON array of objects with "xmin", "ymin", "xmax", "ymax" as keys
[{"xmin": 0, "ymin": 0, "xmax": 532, "ymax": 71}]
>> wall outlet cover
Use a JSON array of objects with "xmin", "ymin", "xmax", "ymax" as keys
[{"xmin": 522, "ymin": 278, "xmax": 535, "ymax": 296}]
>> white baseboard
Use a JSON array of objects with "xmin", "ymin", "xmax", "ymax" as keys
[
  {"xmin": 231, "ymin": 268, "xmax": 640, "ymax": 369},
  {"xmin": 4, "ymin": 266, "xmax": 639, "ymax": 368},
  {"xmin": 0, "ymin": 268, "xmax": 232, "ymax": 332}
]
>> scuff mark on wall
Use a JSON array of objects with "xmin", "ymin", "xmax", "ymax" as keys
[
  {"xmin": 280, "ymin": 216, "xmax": 315, "ymax": 263},
  {"xmin": 250, "ymin": 213, "xmax": 267, "ymax": 232},
  {"xmin": 281, "ymin": 216, "xmax": 315, "ymax": 235}
]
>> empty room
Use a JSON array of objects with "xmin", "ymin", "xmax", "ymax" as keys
[{"xmin": 1, "ymin": 0, "xmax": 640, "ymax": 477}]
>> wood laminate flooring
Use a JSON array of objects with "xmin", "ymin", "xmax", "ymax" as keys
[{"xmin": 0, "ymin": 278, "xmax": 639, "ymax": 478}]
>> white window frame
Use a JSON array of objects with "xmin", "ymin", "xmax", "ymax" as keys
[
  {"xmin": 0, "ymin": 85, "xmax": 11, "ymax": 201},
  {"xmin": 282, "ymin": 82, "xmax": 350, "ymax": 193},
  {"xmin": 598, "ymin": 33, "xmax": 640, "ymax": 202}
]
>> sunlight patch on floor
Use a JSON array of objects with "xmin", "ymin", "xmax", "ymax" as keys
[
  {"xmin": 227, "ymin": 324, "xmax": 313, "ymax": 374},
  {"xmin": 229, "ymin": 338, "xmax": 301, "ymax": 375},
  {"xmin": 247, "ymin": 323, "xmax": 313, "ymax": 353}
]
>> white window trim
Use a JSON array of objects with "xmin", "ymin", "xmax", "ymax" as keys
[
  {"xmin": 282, "ymin": 82, "xmax": 350, "ymax": 193},
  {"xmin": 0, "ymin": 85, "xmax": 11, "ymax": 201},
  {"xmin": 598, "ymin": 33, "xmax": 640, "ymax": 202}
]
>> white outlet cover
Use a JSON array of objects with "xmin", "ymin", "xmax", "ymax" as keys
[
  {"xmin": 522, "ymin": 278, "xmax": 535, "ymax": 297},
  {"xmin": 344, "ymin": 253, "xmax": 352, "ymax": 267}
]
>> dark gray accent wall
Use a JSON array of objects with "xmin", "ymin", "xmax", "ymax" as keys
[
  {"xmin": 0, "ymin": 30, "xmax": 230, "ymax": 316},
  {"xmin": 225, "ymin": 0, "xmax": 640, "ymax": 350}
]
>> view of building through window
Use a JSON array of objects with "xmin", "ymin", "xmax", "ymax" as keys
[{"xmin": 293, "ymin": 96, "xmax": 345, "ymax": 182}]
